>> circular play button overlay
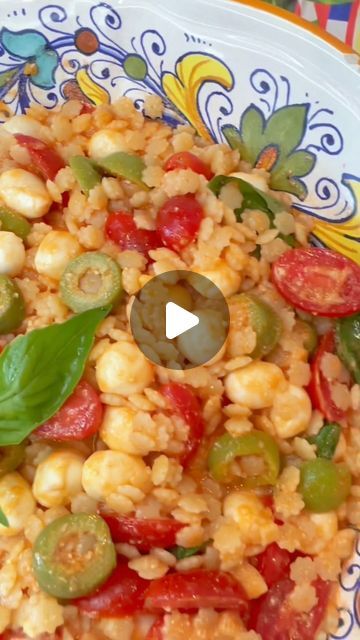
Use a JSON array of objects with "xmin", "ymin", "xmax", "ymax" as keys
[{"xmin": 130, "ymin": 270, "xmax": 229, "ymax": 369}]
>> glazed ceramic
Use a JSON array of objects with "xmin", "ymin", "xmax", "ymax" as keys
[{"xmin": 0, "ymin": 0, "xmax": 359, "ymax": 636}]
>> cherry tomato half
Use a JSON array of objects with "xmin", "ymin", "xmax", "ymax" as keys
[
  {"xmin": 160, "ymin": 383, "xmax": 204, "ymax": 467},
  {"xmin": 272, "ymin": 248, "xmax": 360, "ymax": 318},
  {"xmin": 105, "ymin": 212, "xmax": 162, "ymax": 256},
  {"xmin": 145, "ymin": 569, "xmax": 249, "ymax": 613},
  {"xmin": 156, "ymin": 195, "xmax": 203, "ymax": 252},
  {"xmin": 100, "ymin": 514, "xmax": 184, "ymax": 553},
  {"xmin": 252, "ymin": 578, "xmax": 331, "ymax": 640},
  {"xmin": 75, "ymin": 558, "xmax": 148, "ymax": 617},
  {"xmin": 164, "ymin": 152, "xmax": 214, "ymax": 180},
  {"xmin": 251, "ymin": 543, "xmax": 294, "ymax": 588},
  {"xmin": 307, "ymin": 331, "xmax": 347, "ymax": 423},
  {"xmin": 15, "ymin": 134, "xmax": 65, "ymax": 182},
  {"xmin": 33, "ymin": 381, "xmax": 103, "ymax": 441}
]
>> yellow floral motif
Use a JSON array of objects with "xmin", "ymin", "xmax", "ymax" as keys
[
  {"xmin": 76, "ymin": 68, "xmax": 109, "ymax": 105},
  {"xmin": 162, "ymin": 53, "xmax": 233, "ymax": 141},
  {"xmin": 312, "ymin": 177, "xmax": 360, "ymax": 264}
]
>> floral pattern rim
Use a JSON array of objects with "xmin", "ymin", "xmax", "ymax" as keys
[
  {"xmin": 0, "ymin": 2, "xmax": 359, "ymax": 264},
  {"xmin": 0, "ymin": 0, "xmax": 358, "ymax": 637}
]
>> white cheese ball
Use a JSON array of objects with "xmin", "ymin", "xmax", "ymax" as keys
[
  {"xmin": 33, "ymin": 450, "xmax": 84, "ymax": 508},
  {"xmin": 0, "ymin": 168, "xmax": 52, "ymax": 218},
  {"xmin": 271, "ymin": 384, "xmax": 312, "ymax": 438},
  {"xmin": 88, "ymin": 129, "xmax": 127, "ymax": 159},
  {"xmin": 96, "ymin": 341, "xmax": 154, "ymax": 396},
  {"xmin": 225, "ymin": 361, "xmax": 286, "ymax": 409},
  {"xmin": 3, "ymin": 115, "xmax": 52, "ymax": 143},
  {"xmin": 0, "ymin": 231, "xmax": 25, "ymax": 276},
  {"xmin": 100, "ymin": 406, "xmax": 145, "ymax": 455},
  {"xmin": 0, "ymin": 472, "xmax": 36, "ymax": 536},
  {"xmin": 34, "ymin": 230, "xmax": 82, "ymax": 280}
]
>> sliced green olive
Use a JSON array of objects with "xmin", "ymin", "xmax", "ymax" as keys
[
  {"xmin": 33, "ymin": 514, "xmax": 116, "ymax": 599},
  {"xmin": 69, "ymin": 156, "xmax": 102, "ymax": 196},
  {"xmin": 336, "ymin": 313, "xmax": 360, "ymax": 383},
  {"xmin": 60, "ymin": 252, "xmax": 123, "ymax": 313},
  {"xmin": 299, "ymin": 458, "xmax": 351, "ymax": 513},
  {"xmin": 0, "ymin": 275, "xmax": 25, "ymax": 334},
  {"xmin": 0, "ymin": 442, "xmax": 26, "ymax": 478},
  {"xmin": 0, "ymin": 206, "xmax": 31, "ymax": 240},
  {"xmin": 230, "ymin": 293, "xmax": 282, "ymax": 358},
  {"xmin": 295, "ymin": 319, "xmax": 318, "ymax": 354},
  {"xmin": 96, "ymin": 152, "xmax": 147, "ymax": 188}
]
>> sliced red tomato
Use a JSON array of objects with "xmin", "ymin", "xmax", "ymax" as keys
[
  {"xmin": 80, "ymin": 102, "xmax": 95, "ymax": 114},
  {"xmin": 75, "ymin": 558, "xmax": 148, "ymax": 617},
  {"xmin": 164, "ymin": 152, "xmax": 214, "ymax": 180},
  {"xmin": 33, "ymin": 381, "xmax": 103, "ymax": 441},
  {"xmin": 14, "ymin": 134, "xmax": 65, "ymax": 182},
  {"xmin": 272, "ymin": 247, "xmax": 360, "ymax": 318},
  {"xmin": 145, "ymin": 570, "xmax": 249, "ymax": 613},
  {"xmin": 105, "ymin": 211, "xmax": 162, "ymax": 256},
  {"xmin": 251, "ymin": 578, "xmax": 331, "ymax": 640},
  {"xmin": 156, "ymin": 195, "xmax": 203, "ymax": 252},
  {"xmin": 307, "ymin": 331, "xmax": 347, "ymax": 422},
  {"xmin": 160, "ymin": 383, "xmax": 204, "ymax": 467},
  {"xmin": 101, "ymin": 514, "xmax": 184, "ymax": 553},
  {"xmin": 146, "ymin": 618, "xmax": 164, "ymax": 640},
  {"xmin": 251, "ymin": 543, "xmax": 294, "ymax": 588}
]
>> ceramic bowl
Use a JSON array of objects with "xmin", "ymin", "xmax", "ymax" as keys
[{"xmin": 0, "ymin": 0, "xmax": 359, "ymax": 636}]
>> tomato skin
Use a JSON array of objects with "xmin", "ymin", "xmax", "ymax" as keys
[
  {"xmin": 100, "ymin": 515, "xmax": 184, "ymax": 553},
  {"xmin": 80, "ymin": 102, "xmax": 95, "ymax": 114},
  {"xmin": 145, "ymin": 570, "xmax": 249, "ymax": 613},
  {"xmin": 156, "ymin": 195, "xmax": 203, "ymax": 251},
  {"xmin": 105, "ymin": 212, "xmax": 162, "ymax": 256},
  {"xmin": 251, "ymin": 543, "xmax": 293, "ymax": 588},
  {"xmin": 75, "ymin": 558, "xmax": 148, "ymax": 617},
  {"xmin": 307, "ymin": 331, "xmax": 347, "ymax": 423},
  {"xmin": 160, "ymin": 383, "xmax": 204, "ymax": 467},
  {"xmin": 272, "ymin": 247, "xmax": 360, "ymax": 318},
  {"xmin": 14, "ymin": 134, "xmax": 65, "ymax": 182},
  {"xmin": 146, "ymin": 618, "xmax": 164, "ymax": 640},
  {"xmin": 33, "ymin": 381, "xmax": 103, "ymax": 441},
  {"xmin": 164, "ymin": 152, "xmax": 214, "ymax": 180},
  {"xmin": 252, "ymin": 578, "xmax": 331, "ymax": 640}
]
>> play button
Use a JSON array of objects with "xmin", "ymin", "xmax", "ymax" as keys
[
  {"xmin": 130, "ymin": 270, "xmax": 229, "ymax": 369},
  {"xmin": 165, "ymin": 302, "xmax": 199, "ymax": 339}
]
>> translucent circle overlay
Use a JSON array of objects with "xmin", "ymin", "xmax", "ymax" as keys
[{"xmin": 130, "ymin": 270, "xmax": 230, "ymax": 370}]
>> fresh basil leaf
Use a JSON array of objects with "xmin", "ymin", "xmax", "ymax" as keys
[
  {"xmin": 170, "ymin": 541, "xmax": 209, "ymax": 560},
  {"xmin": 208, "ymin": 175, "xmax": 297, "ymax": 248},
  {"xmin": 208, "ymin": 175, "xmax": 284, "ymax": 221},
  {"xmin": 0, "ymin": 507, "xmax": 9, "ymax": 527},
  {"xmin": 0, "ymin": 307, "xmax": 109, "ymax": 445},
  {"xmin": 308, "ymin": 423, "xmax": 341, "ymax": 460}
]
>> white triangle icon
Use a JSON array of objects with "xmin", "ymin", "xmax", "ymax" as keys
[{"xmin": 165, "ymin": 302, "xmax": 199, "ymax": 340}]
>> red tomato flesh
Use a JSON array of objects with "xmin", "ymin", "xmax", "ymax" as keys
[
  {"xmin": 307, "ymin": 331, "xmax": 347, "ymax": 422},
  {"xmin": 145, "ymin": 570, "xmax": 249, "ymax": 613},
  {"xmin": 75, "ymin": 558, "xmax": 148, "ymax": 617},
  {"xmin": 252, "ymin": 578, "xmax": 331, "ymax": 640},
  {"xmin": 156, "ymin": 195, "xmax": 203, "ymax": 251},
  {"xmin": 33, "ymin": 381, "xmax": 103, "ymax": 441},
  {"xmin": 272, "ymin": 247, "xmax": 360, "ymax": 318},
  {"xmin": 164, "ymin": 152, "xmax": 214, "ymax": 180},
  {"xmin": 251, "ymin": 543, "xmax": 294, "ymax": 588},
  {"xmin": 105, "ymin": 212, "xmax": 162, "ymax": 256},
  {"xmin": 101, "ymin": 514, "xmax": 183, "ymax": 553},
  {"xmin": 14, "ymin": 134, "xmax": 65, "ymax": 182},
  {"xmin": 160, "ymin": 383, "xmax": 204, "ymax": 467}
]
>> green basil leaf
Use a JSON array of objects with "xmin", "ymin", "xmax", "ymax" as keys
[
  {"xmin": 208, "ymin": 175, "xmax": 284, "ymax": 220},
  {"xmin": 208, "ymin": 175, "xmax": 297, "ymax": 248},
  {"xmin": 308, "ymin": 423, "xmax": 341, "ymax": 460},
  {"xmin": 0, "ymin": 507, "xmax": 9, "ymax": 527},
  {"xmin": 0, "ymin": 307, "xmax": 109, "ymax": 445},
  {"xmin": 336, "ymin": 313, "xmax": 360, "ymax": 384},
  {"xmin": 170, "ymin": 541, "xmax": 209, "ymax": 560}
]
